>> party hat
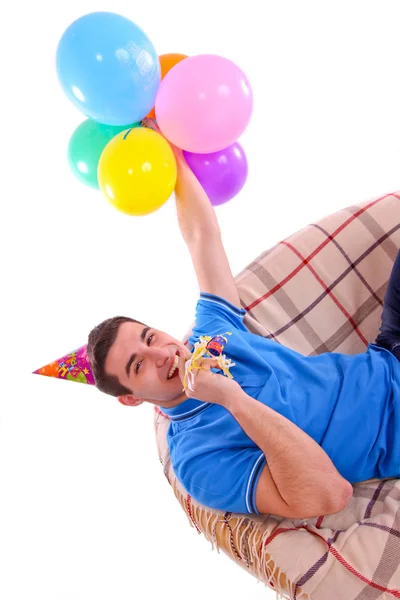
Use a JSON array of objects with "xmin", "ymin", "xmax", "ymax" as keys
[{"xmin": 33, "ymin": 344, "xmax": 95, "ymax": 385}]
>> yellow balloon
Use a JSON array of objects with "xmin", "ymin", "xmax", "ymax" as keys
[{"xmin": 98, "ymin": 127, "xmax": 177, "ymax": 216}]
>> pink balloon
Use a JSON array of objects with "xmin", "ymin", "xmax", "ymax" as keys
[{"xmin": 155, "ymin": 54, "xmax": 253, "ymax": 153}]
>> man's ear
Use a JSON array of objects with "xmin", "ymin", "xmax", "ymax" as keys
[{"xmin": 117, "ymin": 395, "xmax": 144, "ymax": 407}]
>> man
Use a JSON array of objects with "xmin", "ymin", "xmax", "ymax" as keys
[{"xmin": 87, "ymin": 122, "xmax": 400, "ymax": 519}]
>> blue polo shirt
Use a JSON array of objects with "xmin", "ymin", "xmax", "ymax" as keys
[{"xmin": 162, "ymin": 293, "xmax": 400, "ymax": 514}]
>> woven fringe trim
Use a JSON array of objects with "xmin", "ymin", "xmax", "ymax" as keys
[{"xmin": 170, "ymin": 467, "xmax": 310, "ymax": 600}]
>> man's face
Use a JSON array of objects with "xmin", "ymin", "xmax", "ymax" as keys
[{"xmin": 105, "ymin": 321, "xmax": 191, "ymax": 406}]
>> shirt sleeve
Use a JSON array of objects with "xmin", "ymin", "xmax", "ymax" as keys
[
  {"xmin": 174, "ymin": 446, "xmax": 266, "ymax": 515},
  {"xmin": 188, "ymin": 292, "xmax": 248, "ymax": 347}
]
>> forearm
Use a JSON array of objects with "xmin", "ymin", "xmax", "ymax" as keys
[
  {"xmin": 223, "ymin": 387, "xmax": 352, "ymax": 512},
  {"xmin": 174, "ymin": 162, "xmax": 220, "ymax": 243}
]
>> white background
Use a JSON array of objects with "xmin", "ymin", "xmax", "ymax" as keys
[{"xmin": 2, "ymin": 1, "xmax": 400, "ymax": 599}]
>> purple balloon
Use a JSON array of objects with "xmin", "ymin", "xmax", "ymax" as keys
[{"xmin": 183, "ymin": 142, "xmax": 248, "ymax": 206}]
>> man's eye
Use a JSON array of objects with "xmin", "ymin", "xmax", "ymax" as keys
[{"xmin": 135, "ymin": 335, "xmax": 154, "ymax": 373}]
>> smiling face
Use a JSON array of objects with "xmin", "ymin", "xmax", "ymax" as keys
[{"xmin": 104, "ymin": 321, "xmax": 191, "ymax": 407}]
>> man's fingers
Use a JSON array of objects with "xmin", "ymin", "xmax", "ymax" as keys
[
  {"xmin": 141, "ymin": 117, "xmax": 160, "ymax": 132},
  {"xmin": 202, "ymin": 357, "xmax": 220, "ymax": 369},
  {"xmin": 177, "ymin": 353, "xmax": 221, "ymax": 391}
]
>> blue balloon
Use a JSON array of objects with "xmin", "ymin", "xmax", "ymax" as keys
[{"xmin": 56, "ymin": 12, "xmax": 161, "ymax": 126}]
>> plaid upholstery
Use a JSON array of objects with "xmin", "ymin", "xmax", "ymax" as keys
[{"xmin": 154, "ymin": 192, "xmax": 400, "ymax": 599}]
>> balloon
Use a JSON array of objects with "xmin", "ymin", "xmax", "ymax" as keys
[
  {"xmin": 98, "ymin": 127, "xmax": 177, "ymax": 216},
  {"xmin": 56, "ymin": 12, "xmax": 161, "ymax": 125},
  {"xmin": 183, "ymin": 142, "xmax": 248, "ymax": 206},
  {"xmin": 155, "ymin": 54, "xmax": 253, "ymax": 153},
  {"xmin": 147, "ymin": 53, "xmax": 188, "ymax": 119},
  {"xmin": 68, "ymin": 120, "xmax": 140, "ymax": 188}
]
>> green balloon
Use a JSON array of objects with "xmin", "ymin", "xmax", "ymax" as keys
[{"xmin": 67, "ymin": 120, "xmax": 141, "ymax": 189}]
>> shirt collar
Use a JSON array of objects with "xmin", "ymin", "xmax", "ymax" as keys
[{"xmin": 161, "ymin": 398, "xmax": 210, "ymax": 422}]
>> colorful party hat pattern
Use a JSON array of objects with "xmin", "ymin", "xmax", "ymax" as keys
[{"xmin": 33, "ymin": 345, "xmax": 95, "ymax": 385}]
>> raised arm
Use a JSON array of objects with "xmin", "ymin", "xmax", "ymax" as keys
[
  {"xmin": 142, "ymin": 118, "xmax": 241, "ymax": 309},
  {"xmin": 173, "ymin": 153, "xmax": 242, "ymax": 309}
]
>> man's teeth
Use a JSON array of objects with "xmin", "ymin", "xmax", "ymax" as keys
[{"xmin": 168, "ymin": 354, "xmax": 179, "ymax": 379}]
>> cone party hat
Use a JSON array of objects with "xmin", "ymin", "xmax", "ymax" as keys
[{"xmin": 33, "ymin": 345, "xmax": 95, "ymax": 385}]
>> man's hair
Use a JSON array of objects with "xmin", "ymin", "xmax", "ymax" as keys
[{"xmin": 87, "ymin": 316, "xmax": 146, "ymax": 397}]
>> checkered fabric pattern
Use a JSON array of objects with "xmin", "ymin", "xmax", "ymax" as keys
[{"xmin": 154, "ymin": 192, "xmax": 400, "ymax": 599}]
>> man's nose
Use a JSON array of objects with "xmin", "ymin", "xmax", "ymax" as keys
[{"xmin": 150, "ymin": 346, "xmax": 170, "ymax": 366}]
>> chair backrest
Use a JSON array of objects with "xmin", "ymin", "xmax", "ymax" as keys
[{"xmin": 216, "ymin": 194, "xmax": 400, "ymax": 356}]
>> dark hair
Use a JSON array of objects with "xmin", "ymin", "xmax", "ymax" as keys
[{"xmin": 87, "ymin": 316, "xmax": 146, "ymax": 397}]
